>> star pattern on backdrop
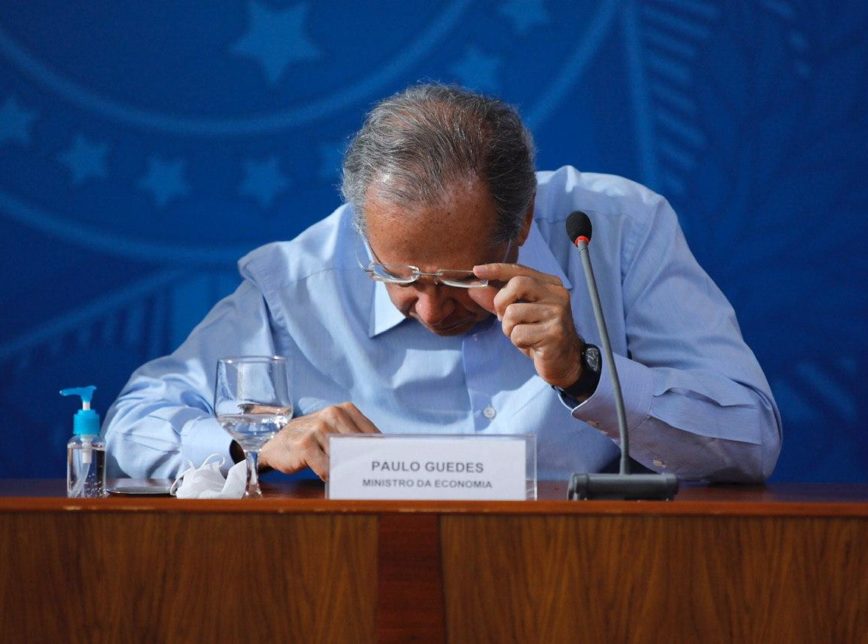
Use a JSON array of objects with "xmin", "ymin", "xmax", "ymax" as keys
[
  {"xmin": 0, "ymin": 95, "xmax": 38, "ymax": 146},
  {"xmin": 231, "ymin": 1, "xmax": 321, "ymax": 85},
  {"xmin": 499, "ymin": 0, "xmax": 549, "ymax": 35},
  {"xmin": 58, "ymin": 134, "xmax": 109, "ymax": 185},
  {"xmin": 137, "ymin": 157, "xmax": 190, "ymax": 208},
  {"xmin": 239, "ymin": 156, "xmax": 289, "ymax": 210},
  {"xmin": 450, "ymin": 46, "xmax": 501, "ymax": 93}
]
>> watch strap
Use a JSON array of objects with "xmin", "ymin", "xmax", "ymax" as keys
[{"xmin": 556, "ymin": 343, "xmax": 602, "ymax": 403}]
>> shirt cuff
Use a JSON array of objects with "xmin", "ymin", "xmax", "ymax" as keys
[
  {"xmin": 562, "ymin": 353, "xmax": 655, "ymax": 441},
  {"xmin": 180, "ymin": 415, "xmax": 236, "ymax": 472}
]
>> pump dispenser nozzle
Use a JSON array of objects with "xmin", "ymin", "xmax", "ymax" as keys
[{"xmin": 60, "ymin": 386, "xmax": 100, "ymax": 436}]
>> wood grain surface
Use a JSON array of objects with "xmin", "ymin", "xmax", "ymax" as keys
[
  {"xmin": 0, "ymin": 512, "xmax": 377, "ymax": 643},
  {"xmin": 1, "ymin": 482, "xmax": 866, "ymax": 643},
  {"xmin": 378, "ymin": 514, "xmax": 445, "ymax": 643},
  {"xmin": 440, "ymin": 514, "xmax": 868, "ymax": 643}
]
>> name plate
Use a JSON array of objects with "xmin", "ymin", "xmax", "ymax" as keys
[{"xmin": 327, "ymin": 434, "xmax": 536, "ymax": 500}]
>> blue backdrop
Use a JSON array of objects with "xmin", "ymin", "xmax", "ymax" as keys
[{"xmin": 1, "ymin": 1, "xmax": 865, "ymax": 482}]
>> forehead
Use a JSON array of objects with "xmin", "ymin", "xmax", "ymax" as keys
[{"xmin": 363, "ymin": 178, "xmax": 499, "ymax": 266}]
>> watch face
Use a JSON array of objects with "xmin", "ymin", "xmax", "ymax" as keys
[{"xmin": 584, "ymin": 345, "xmax": 602, "ymax": 373}]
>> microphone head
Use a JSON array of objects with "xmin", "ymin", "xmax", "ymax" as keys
[{"xmin": 566, "ymin": 211, "xmax": 592, "ymax": 244}]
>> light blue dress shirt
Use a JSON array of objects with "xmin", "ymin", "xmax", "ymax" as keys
[{"xmin": 104, "ymin": 167, "xmax": 782, "ymax": 482}]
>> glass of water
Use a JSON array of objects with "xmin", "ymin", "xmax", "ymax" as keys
[{"xmin": 214, "ymin": 356, "xmax": 292, "ymax": 498}]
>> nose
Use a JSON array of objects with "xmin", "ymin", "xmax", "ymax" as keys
[{"xmin": 411, "ymin": 282, "xmax": 455, "ymax": 326}]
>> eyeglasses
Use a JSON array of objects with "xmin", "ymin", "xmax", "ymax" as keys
[{"xmin": 361, "ymin": 239, "xmax": 512, "ymax": 289}]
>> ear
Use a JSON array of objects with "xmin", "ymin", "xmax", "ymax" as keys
[{"xmin": 515, "ymin": 195, "xmax": 535, "ymax": 247}]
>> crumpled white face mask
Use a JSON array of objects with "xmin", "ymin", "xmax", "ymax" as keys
[{"xmin": 170, "ymin": 454, "xmax": 247, "ymax": 499}]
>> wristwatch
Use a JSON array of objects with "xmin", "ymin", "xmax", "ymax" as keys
[{"xmin": 555, "ymin": 343, "xmax": 602, "ymax": 403}]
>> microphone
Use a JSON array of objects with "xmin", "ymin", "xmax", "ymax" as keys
[{"xmin": 565, "ymin": 211, "xmax": 678, "ymax": 500}]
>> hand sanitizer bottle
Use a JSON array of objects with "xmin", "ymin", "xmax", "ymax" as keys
[{"xmin": 60, "ymin": 386, "xmax": 107, "ymax": 498}]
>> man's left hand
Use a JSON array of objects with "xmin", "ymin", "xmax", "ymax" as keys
[{"xmin": 469, "ymin": 262, "xmax": 583, "ymax": 388}]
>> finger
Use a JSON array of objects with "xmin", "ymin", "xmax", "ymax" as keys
[
  {"xmin": 306, "ymin": 445, "xmax": 330, "ymax": 480},
  {"xmin": 506, "ymin": 319, "xmax": 560, "ymax": 352},
  {"xmin": 499, "ymin": 302, "xmax": 558, "ymax": 337},
  {"xmin": 259, "ymin": 422, "xmax": 325, "ymax": 473},
  {"xmin": 312, "ymin": 404, "xmax": 379, "ymax": 480},
  {"xmin": 330, "ymin": 403, "xmax": 381, "ymax": 434},
  {"xmin": 290, "ymin": 426, "xmax": 329, "ymax": 476},
  {"xmin": 473, "ymin": 262, "xmax": 562, "ymax": 286},
  {"xmin": 502, "ymin": 317, "xmax": 584, "ymax": 386},
  {"xmin": 260, "ymin": 404, "xmax": 380, "ymax": 478},
  {"xmin": 316, "ymin": 405, "xmax": 361, "ymax": 436},
  {"xmin": 491, "ymin": 276, "xmax": 560, "ymax": 319},
  {"xmin": 313, "ymin": 424, "xmax": 332, "ymax": 455}
]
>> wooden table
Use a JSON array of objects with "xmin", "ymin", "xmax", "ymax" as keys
[{"xmin": 1, "ymin": 480, "xmax": 866, "ymax": 643}]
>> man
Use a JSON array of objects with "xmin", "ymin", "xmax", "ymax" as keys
[{"xmin": 105, "ymin": 84, "xmax": 781, "ymax": 482}]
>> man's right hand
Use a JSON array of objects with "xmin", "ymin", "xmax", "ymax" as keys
[{"xmin": 257, "ymin": 402, "xmax": 380, "ymax": 480}]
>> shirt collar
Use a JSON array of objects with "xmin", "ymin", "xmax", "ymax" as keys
[
  {"xmin": 368, "ymin": 219, "xmax": 571, "ymax": 337},
  {"xmin": 370, "ymin": 276, "xmax": 407, "ymax": 337}
]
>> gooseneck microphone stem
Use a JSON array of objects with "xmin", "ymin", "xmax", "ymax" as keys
[
  {"xmin": 576, "ymin": 238, "xmax": 630, "ymax": 476},
  {"xmin": 565, "ymin": 211, "xmax": 678, "ymax": 500}
]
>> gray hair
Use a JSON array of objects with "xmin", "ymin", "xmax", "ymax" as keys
[{"xmin": 341, "ymin": 83, "xmax": 536, "ymax": 243}]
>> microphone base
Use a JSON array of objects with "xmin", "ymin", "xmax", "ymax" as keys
[{"xmin": 568, "ymin": 473, "xmax": 679, "ymax": 500}]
